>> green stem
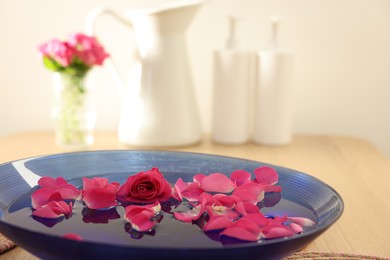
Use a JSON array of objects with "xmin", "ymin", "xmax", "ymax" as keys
[{"xmin": 54, "ymin": 73, "xmax": 91, "ymax": 146}]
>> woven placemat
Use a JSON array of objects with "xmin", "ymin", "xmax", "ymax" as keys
[
  {"xmin": 0, "ymin": 233, "xmax": 15, "ymax": 254},
  {"xmin": 285, "ymin": 252, "xmax": 389, "ymax": 260}
]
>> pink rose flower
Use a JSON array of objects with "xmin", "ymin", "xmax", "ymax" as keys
[
  {"xmin": 39, "ymin": 39, "xmax": 74, "ymax": 67},
  {"xmin": 68, "ymin": 33, "xmax": 109, "ymax": 66},
  {"xmin": 82, "ymin": 177, "xmax": 120, "ymax": 210},
  {"xmin": 117, "ymin": 168, "xmax": 172, "ymax": 203}
]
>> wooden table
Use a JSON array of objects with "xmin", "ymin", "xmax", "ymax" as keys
[{"xmin": 1, "ymin": 132, "xmax": 390, "ymax": 259}]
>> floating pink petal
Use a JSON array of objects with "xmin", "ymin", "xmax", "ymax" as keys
[
  {"xmin": 171, "ymin": 186, "xmax": 182, "ymax": 201},
  {"xmin": 193, "ymin": 174, "xmax": 206, "ymax": 184},
  {"xmin": 243, "ymin": 202, "xmax": 261, "ymax": 214},
  {"xmin": 200, "ymin": 173, "xmax": 235, "ymax": 193},
  {"xmin": 233, "ymin": 182, "xmax": 265, "ymax": 203},
  {"xmin": 203, "ymin": 216, "xmax": 233, "ymax": 231},
  {"xmin": 144, "ymin": 201, "xmax": 162, "ymax": 214},
  {"xmin": 213, "ymin": 194, "xmax": 236, "ymax": 208},
  {"xmin": 63, "ymin": 233, "xmax": 83, "ymax": 241},
  {"xmin": 37, "ymin": 176, "xmax": 81, "ymax": 200},
  {"xmin": 82, "ymin": 187, "xmax": 118, "ymax": 210},
  {"xmin": 232, "ymin": 189, "xmax": 258, "ymax": 204},
  {"xmin": 125, "ymin": 202, "xmax": 161, "ymax": 215},
  {"xmin": 174, "ymin": 204, "xmax": 204, "ymax": 223},
  {"xmin": 289, "ymin": 223, "xmax": 303, "ymax": 233},
  {"xmin": 206, "ymin": 205, "xmax": 240, "ymax": 220},
  {"xmin": 82, "ymin": 177, "xmax": 119, "ymax": 210},
  {"xmin": 230, "ymin": 170, "xmax": 252, "ymax": 187},
  {"xmin": 32, "ymin": 201, "xmax": 72, "ymax": 219},
  {"xmin": 124, "ymin": 204, "xmax": 159, "ymax": 232},
  {"xmin": 126, "ymin": 210, "xmax": 155, "ymax": 232},
  {"xmin": 174, "ymin": 178, "xmax": 203, "ymax": 202},
  {"xmin": 31, "ymin": 188, "xmax": 63, "ymax": 209},
  {"xmin": 288, "ymin": 217, "xmax": 315, "ymax": 227},
  {"xmin": 198, "ymin": 192, "xmax": 215, "ymax": 206},
  {"xmin": 254, "ymin": 166, "xmax": 279, "ymax": 185},
  {"xmin": 242, "ymin": 213, "xmax": 268, "ymax": 227},
  {"xmin": 262, "ymin": 225, "xmax": 295, "ymax": 239},
  {"xmin": 220, "ymin": 219, "xmax": 261, "ymax": 241},
  {"xmin": 38, "ymin": 176, "xmax": 65, "ymax": 187},
  {"xmin": 55, "ymin": 184, "xmax": 81, "ymax": 200},
  {"xmin": 232, "ymin": 202, "xmax": 247, "ymax": 216}
]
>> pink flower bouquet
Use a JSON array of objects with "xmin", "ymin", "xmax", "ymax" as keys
[
  {"xmin": 38, "ymin": 33, "xmax": 109, "ymax": 146},
  {"xmin": 39, "ymin": 33, "xmax": 109, "ymax": 77}
]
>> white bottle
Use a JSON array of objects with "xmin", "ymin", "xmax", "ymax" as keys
[
  {"xmin": 212, "ymin": 16, "xmax": 254, "ymax": 144},
  {"xmin": 253, "ymin": 17, "xmax": 293, "ymax": 145}
]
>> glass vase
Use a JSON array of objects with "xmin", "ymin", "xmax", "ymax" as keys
[{"xmin": 51, "ymin": 72, "xmax": 96, "ymax": 147}]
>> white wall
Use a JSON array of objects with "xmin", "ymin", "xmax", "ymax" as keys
[{"xmin": 1, "ymin": 0, "xmax": 390, "ymax": 157}]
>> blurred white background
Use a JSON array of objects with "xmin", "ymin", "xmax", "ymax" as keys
[{"xmin": 0, "ymin": 0, "xmax": 389, "ymax": 156}]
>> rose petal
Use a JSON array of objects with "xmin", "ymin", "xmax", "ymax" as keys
[
  {"xmin": 213, "ymin": 194, "xmax": 236, "ymax": 208},
  {"xmin": 254, "ymin": 166, "xmax": 278, "ymax": 185},
  {"xmin": 38, "ymin": 176, "xmax": 81, "ymax": 200},
  {"xmin": 173, "ymin": 204, "xmax": 204, "ymax": 222},
  {"xmin": 32, "ymin": 207, "xmax": 61, "ymax": 219},
  {"xmin": 220, "ymin": 219, "xmax": 261, "ymax": 241},
  {"xmin": 125, "ymin": 202, "xmax": 161, "ymax": 216},
  {"xmin": 198, "ymin": 192, "xmax": 215, "ymax": 206},
  {"xmin": 55, "ymin": 184, "xmax": 81, "ymax": 200},
  {"xmin": 124, "ymin": 205, "xmax": 157, "ymax": 232},
  {"xmin": 232, "ymin": 202, "xmax": 247, "ymax": 216},
  {"xmin": 243, "ymin": 202, "xmax": 261, "ymax": 214},
  {"xmin": 230, "ymin": 170, "xmax": 252, "ymax": 187},
  {"xmin": 144, "ymin": 201, "xmax": 162, "ymax": 214},
  {"xmin": 31, "ymin": 188, "xmax": 63, "ymax": 209},
  {"xmin": 233, "ymin": 189, "xmax": 261, "ymax": 205},
  {"xmin": 203, "ymin": 216, "xmax": 233, "ymax": 231},
  {"xmin": 171, "ymin": 186, "xmax": 182, "ymax": 201},
  {"xmin": 127, "ymin": 210, "xmax": 156, "ymax": 232},
  {"xmin": 288, "ymin": 217, "xmax": 315, "ymax": 227},
  {"xmin": 32, "ymin": 201, "xmax": 72, "ymax": 219},
  {"xmin": 38, "ymin": 176, "xmax": 57, "ymax": 187},
  {"xmin": 289, "ymin": 222, "xmax": 303, "ymax": 233},
  {"xmin": 63, "ymin": 233, "xmax": 83, "ymax": 241},
  {"xmin": 83, "ymin": 187, "xmax": 117, "ymax": 210},
  {"xmin": 206, "ymin": 206, "xmax": 240, "ymax": 220},
  {"xmin": 83, "ymin": 177, "xmax": 113, "ymax": 190},
  {"xmin": 234, "ymin": 182, "xmax": 265, "ymax": 203},
  {"xmin": 200, "ymin": 173, "xmax": 235, "ymax": 193},
  {"xmin": 174, "ymin": 178, "xmax": 203, "ymax": 202},
  {"xmin": 242, "ymin": 213, "xmax": 268, "ymax": 227},
  {"xmin": 262, "ymin": 225, "xmax": 295, "ymax": 239},
  {"xmin": 193, "ymin": 174, "xmax": 206, "ymax": 184}
]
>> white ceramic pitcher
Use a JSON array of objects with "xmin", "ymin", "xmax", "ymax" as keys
[{"xmin": 85, "ymin": 0, "xmax": 203, "ymax": 147}]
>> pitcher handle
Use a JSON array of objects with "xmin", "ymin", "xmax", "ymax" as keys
[{"xmin": 84, "ymin": 7, "xmax": 135, "ymax": 91}]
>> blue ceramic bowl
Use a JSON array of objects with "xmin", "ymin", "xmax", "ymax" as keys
[{"xmin": 0, "ymin": 150, "xmax": 343, "ymax": 260}]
